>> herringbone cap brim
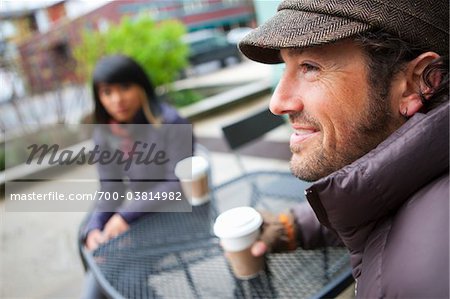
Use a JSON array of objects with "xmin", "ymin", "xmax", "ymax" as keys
[{"xmin": 239, "ymin": 0, "xmax": 449, "ymax": 64}]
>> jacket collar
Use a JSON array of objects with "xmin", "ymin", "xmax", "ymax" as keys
[{"xmin": 306, "ymin": 101, "xmax": 449, "ymax": 252}]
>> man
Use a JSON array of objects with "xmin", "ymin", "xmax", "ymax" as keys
[{"xmin": 238, "ymin": 0, "xmax": 449, "ymax": 297}]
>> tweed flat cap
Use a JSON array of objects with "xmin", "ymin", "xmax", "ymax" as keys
[{"xmin": 239, "ymin": 0, "xmax": 449, "ymax": 64}]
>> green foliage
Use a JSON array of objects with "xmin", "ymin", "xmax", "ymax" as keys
[
  {"xmin": 167, "ymin": 90, "xmax": 203, "ymax": 107},
  {"xmin": 73, "ymin": 15, "xmax": 189, "ymax": 87}
]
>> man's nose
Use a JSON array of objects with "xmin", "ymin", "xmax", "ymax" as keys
[{"xmin": 269, "ymin": 74, "xmax": 304, "ymax": 115}]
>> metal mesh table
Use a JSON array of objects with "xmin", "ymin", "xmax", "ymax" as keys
[{"xmin": 82, "ymin": 171, "xmax": 351, "ymax": 299}]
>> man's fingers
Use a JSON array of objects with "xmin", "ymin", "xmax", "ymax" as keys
[{"xmin": 251, "ymin": 240, "xmax": 268, "ymax": 257}]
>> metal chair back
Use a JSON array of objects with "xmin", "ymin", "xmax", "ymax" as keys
[{"xmin": 221, "ymin": 108, "xmax": 286, "ymax": 173}]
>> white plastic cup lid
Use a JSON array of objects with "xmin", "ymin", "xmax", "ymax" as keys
[
  {"xmin": 213, "ymin": 207, "xmax": 262, "ymax": 239},
  {"xmin": 174, "ymin": 156, "xmax": 209, "ymax": 180}
]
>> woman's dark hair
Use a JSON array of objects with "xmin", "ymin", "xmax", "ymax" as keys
[
  {"xmin": 355, "ymin": 30, "xmax": 449, "ymax": 113},
  {"xmin": 92, "ymin": 55, "xmax": 161, "ymax": 123}
]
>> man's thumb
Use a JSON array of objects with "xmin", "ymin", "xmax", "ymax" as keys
[{"xmin": 251, "ymin": 240, "xmax": 268, "ymax": 257}]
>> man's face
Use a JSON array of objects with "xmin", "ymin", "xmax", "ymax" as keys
[{"xmin": 270, "ymin": 40, "xmax": 404, "ymax": 182}]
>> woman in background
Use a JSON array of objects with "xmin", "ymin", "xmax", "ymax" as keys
[{"xmin": 81, "ymin": 54, "xmax": 193, "ymax": 298}]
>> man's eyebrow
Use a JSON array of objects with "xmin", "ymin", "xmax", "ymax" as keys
[
  {"xmin": 286, "ymin": 48, "xmax": 305, "ymax": 57},
  {"xmin": 279, "ymin": 48, "xmax": 306, "ymax": 62}
]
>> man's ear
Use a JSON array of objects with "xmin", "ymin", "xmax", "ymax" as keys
[{"xmin": 399, "ymin": 52, "xmax": 440, "ymax": 117}]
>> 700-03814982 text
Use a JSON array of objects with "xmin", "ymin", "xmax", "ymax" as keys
[{"xmin": 97, "ymin": 191, "xmax": 183, "ymax": 201}]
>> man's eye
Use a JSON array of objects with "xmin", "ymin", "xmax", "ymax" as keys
[{"xmin": 299, "ymin": 63, "xmax": 319, "ymax": 73}]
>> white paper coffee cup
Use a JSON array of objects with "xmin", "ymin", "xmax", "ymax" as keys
[
  {"xmin": 214, "ymin": 207, "xmax": 264, "ymax": 278},
  {"xmin": 174, "ymin": 156, "xmax": 210, "ymax": 206}
]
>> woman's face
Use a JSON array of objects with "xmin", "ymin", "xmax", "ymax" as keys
[{"xmin": 97, "ymin": 82, "xmax": 145, "ymax": 123}]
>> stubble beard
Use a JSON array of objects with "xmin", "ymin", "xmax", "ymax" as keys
[{"xmin": 289, "ymin": 90, "xmax": 404, "ymax": 182}]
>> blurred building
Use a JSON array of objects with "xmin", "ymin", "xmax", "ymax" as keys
[
  {"xmin": 2, "ymin": 0, "xmax": 256, "ymax": 94},
  {"xmin": 0, "ymin": 0, "xmax": 77, "ymax": 101},
  {"xmin": 0, "ymin": 4, "xmax": 41, "ymax": 102}
]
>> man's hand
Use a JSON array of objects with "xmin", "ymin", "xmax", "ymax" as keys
[
  {"xmin": 251, "ymin": 240, "xmax": 269, "ymax": 257},
  {"xmin": 102, "ymin": 214, "xmax": 130, "ymax": 240},
  {"xmin": 251, "ymin": 210, "xmax": 298, "ymax": 257}
]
